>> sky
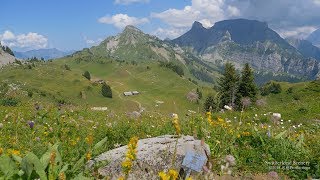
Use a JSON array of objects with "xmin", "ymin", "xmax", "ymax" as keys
[{"xmin": 1, "ymin": 0, "xmax": 320, "ymax": 52}]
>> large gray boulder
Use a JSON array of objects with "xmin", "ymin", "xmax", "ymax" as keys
[{"xmin": 89, "ymin": 135, "xmax": 211, "ymax": 179}]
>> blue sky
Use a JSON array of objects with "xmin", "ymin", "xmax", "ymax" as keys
[{"xmin": 1, "ymin": 0, "xmax": 320, "ymax": 51}]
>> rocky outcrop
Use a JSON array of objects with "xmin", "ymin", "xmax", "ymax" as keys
[
  {"xmin": 88, "ymin": 135, "xmax": 210, "ymax": 179},
  {"xmin": 0, "ymin": 43, "xmax": 16, "ymax": 67}
]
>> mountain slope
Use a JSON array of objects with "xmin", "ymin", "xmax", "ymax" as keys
[
  {"xmin": 14, "ymin": 48, "xmax": 74, "ymax": 60},
  {"xmin": 307, "ymin": 28, "xmax": 320, "ymax": 47},
  {"xmin": 0, "ymin": 43, "xmax": 16, "ymax": 67},
  {"xmin": 89, "ymin": 26, "xmax": 187, "ymax": 64},
  {"xmin": 172, "ymin": 19, "xmax": 320, "ymax": 79},
  {"xmin": 286, "ymin": 38, "xmax": 320, "ymax": 61},
  {"xmin": 71, "ymin": 25, "xmax": 221, "ymax": 85}
]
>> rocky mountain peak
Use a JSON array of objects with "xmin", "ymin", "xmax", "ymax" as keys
[
  {"xmin": 191, "ymin": 21, "xmax": 205, "ymax": 30},
  {"xmin": 123, "ymin": 25, "xmax": 143, "ymax": 34}
]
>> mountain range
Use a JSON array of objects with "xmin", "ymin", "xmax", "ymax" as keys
[
  {"xmin": 171, "ymin": 19, "xmax": 320, "ymax": 80},
  {"xmin": 14, "ymin": 48, "xmax": 75, "ymax": 60},
  {"xmin": 67, "ymin": 19, "xmax": 320, "ymax": 83}
]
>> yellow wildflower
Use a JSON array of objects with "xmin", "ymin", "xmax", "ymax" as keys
[
  {"xmin": 117, "ymin": 176, "xmax": 125, "ymax": 180},
  {"xmin": 186, "ymin": 177, "xmax": 193, "ymax": 180},
  {"xmin": 8, "ymin": 149, "xmax": 21, "ymax": 156},
  {"xmin": 86, "ymin": 151, "xmax": 91, "ymax": 161},
  {"xmin": 85, "ymin": 134, "xmax": 94, "ymax": 145},
  {"xmin": 172, "ymin": 114, "xmax": 181, "ymax": 135},
  {"xmin": 242, "ymin": 132, "xmax": 251, "ymax": 136},
  {"xmin": 12, "ymin": 150, "xmax": 20, "ymax": 155},
  {"xmin": 168, "ymin": 169, "xmax": 178, "ymax": 180},
  {"xmin": 159, "ymin": 171, "xmax": 170, "ymax": 180},
  {"xmin": 218, "ymin": 117, "xmax": 224, "ymax": 122},
  {"xmin": 50, "ymin": 151, "xmax": 56, "ymax": 165},
  {"xmin": 70, "ymin": 139, "xmax": 77, "ymax": 146},
  {"xmin": 121, "ymin": 136, "xmax": 139, "ymax": 176},
  {"xmin": 206, "ymin": 112, "xmax": 216, "ymax": 126}
]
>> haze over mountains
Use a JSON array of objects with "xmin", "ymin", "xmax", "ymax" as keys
[{"xmin": 14, "ymin": 48, "xmax": 75, "ymax": 60}]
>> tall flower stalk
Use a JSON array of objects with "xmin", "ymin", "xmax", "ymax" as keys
[{"xmin": 120, "ymin": 136, "xmax": 138, "ymax": 179}]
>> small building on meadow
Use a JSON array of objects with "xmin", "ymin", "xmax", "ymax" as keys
[
  {"xmin": 132, "ymin": 91, "xmax": 139, "ymax": 95},
  {"xmin": 123, "ymin": 92, "xmax": 133, "ymax": 96},
  {"xmin": 123, "ymin": 91, "xmax": 140, "ymax": 96}
]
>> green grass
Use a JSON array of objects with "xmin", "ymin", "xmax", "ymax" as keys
[
  {"xmin": 0, "ymin": 59, "xmax": 203, "ymax": 115},
  {"xmin": 0, "ymin": 60, "xmax": 319, "ymax": 179}
]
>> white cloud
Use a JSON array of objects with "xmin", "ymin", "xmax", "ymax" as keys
[
  {"xmin": 277, "ymin": 26, "xmax": 317, "ymax": 39},
  {"xmin": 152, "ymin": 28, "xmax": 188, "ymax": 39},
  {"xmin": 114, "ymin": 0, "xmax": 149, "ymax": 5},
  {"xmin": 312, "ymin": 0, "xmax": 320, "ymax": 6},
  {"xmin": 98, "ymin": 14, "xmax": 149, "ymax": 29},
  {"xmin": 151, "ymin": 6, "xmax": 201, "ymax": 28},
  {"xmin": 151, "ymin": 0, "xmax": 243, "ymax": 39},
  {"xmin": 227, "ymin": 5, "xmax": 241, "ymax": 17},
  {"xmin": 1, "ymin": 31, "xmax": 15, "ymax": 40},
  {"xmin": 0, "ymin": 31, "xmax": 48, "ymax": 50},
  {"xmin": 151, "ymin": 0, "xmax": 237, "ymax": 29}
]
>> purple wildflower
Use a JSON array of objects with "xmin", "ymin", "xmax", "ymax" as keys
[{"xmin": 27, "ymin": 121, "xmax": 35, "ymax": 129}]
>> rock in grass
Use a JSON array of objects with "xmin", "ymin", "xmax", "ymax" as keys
[{"xmin": 88, "ymin": 135, "xmax": 210, "ymax": 179}]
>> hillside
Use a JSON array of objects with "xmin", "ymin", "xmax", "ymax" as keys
[
  {"xmin": 0, "ymin": 58, "xmax": 211, "ymax": 116},
  {"xmin": 171, "ymin": 19, "xmax": 320, "ymax": 80}
]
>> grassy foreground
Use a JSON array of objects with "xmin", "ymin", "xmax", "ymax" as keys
[
  {"xmin": 0, "ymin": 61, "xmax": 319, "ymax": 179},
  {"xmin": 0, "ymin": 101, "xmax": 319, "ymax": 179}
]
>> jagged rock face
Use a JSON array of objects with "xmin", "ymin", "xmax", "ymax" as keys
[
  {"xmin": 0, "ymin": 44, "xmax": 16, "ymax": 67},
  {"xmin": 88, "ymin": 135, "xmax": 210, "ymax": 179},
  {"xmin": 172, "ymin": 19, "xmax": 320, "ymax": 79}
]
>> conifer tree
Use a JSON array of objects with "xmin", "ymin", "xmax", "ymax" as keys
[
  {"xmin": 83, "ymin": 71, "xmax": 91, "ymax": 80},
  {"xmin": 101, "ymin": 83, "xmax": 112, "ymax": 98},
  {"xmin": 196, "ymin": 88, "xmax": 202, "ymax": 99},
  {"xmin": 217, "ymin": 62, "xmax": 239, "ymax": 108},
  {"xmin": 204, "ymin": 94, "xmax": 216, "ymax": 112},
  {"xmin": 236, "ymin": 63, "xmax": 257, "ymax": 107}
]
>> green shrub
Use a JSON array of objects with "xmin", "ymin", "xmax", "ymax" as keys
[
  {"xmin": 64, "ymin": 64, "xmax": 71, "ymax": 71},
  {"xmin": 261, "ymin": 81, "xmax": 282, "ymax": 96},
  {"xmin": 1, "ymin": 97, "xmax": 19, "ymax": 106}
]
